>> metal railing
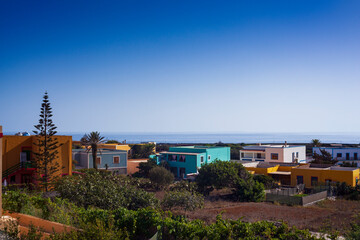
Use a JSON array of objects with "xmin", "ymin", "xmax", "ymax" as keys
[{"xmin": 2, "ymin": 161, "xmax": 35, "ymax": 179}]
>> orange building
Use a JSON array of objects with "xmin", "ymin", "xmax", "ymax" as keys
[{"xmin": 2, "ymin": 135, "xmax": 72, "ymax": 185}]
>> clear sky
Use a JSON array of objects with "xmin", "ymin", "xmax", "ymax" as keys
[{"xmin": 1, "ymin": 0, "xmax": 359, "ymax": 133}]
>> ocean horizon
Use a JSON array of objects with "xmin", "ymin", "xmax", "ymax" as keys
[{"xmin": 5, "ymin": 132, "xmax": 360, "ymax": 144}]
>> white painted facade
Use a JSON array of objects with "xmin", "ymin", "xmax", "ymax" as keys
[
  {"xmin": 240, "ymin": 145, "xmax": 306, "ymax": 163},
  {"xmin": 313, "ymin": 147, "xmax": 360, "ymax": 167}
]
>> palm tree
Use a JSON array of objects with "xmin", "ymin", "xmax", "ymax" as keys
[
  {"xmin": 311, "ymin": 139, "xmax": 321, "ymax": 147},
  {"xmin": 81, "ymin": 131, "xmax": 105, "ymax": 170}
]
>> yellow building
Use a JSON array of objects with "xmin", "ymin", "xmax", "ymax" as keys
[
  {"xmin": 291, "ymin": 165, "xmax": 360, "ymax": 187},
  {"xmin": 241, "ymin": 161, "xmax": 360, "ymax": 187},
  {"xmin": 2, "ymin": 135, "xmax": 72, "ymax": 185}
]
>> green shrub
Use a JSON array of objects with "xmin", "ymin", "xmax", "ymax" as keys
[
  {"xmin": 149, "ymin": 166, "xmax": 174, "ymax": 189},
  {"xmin": 253, "ymin": 174, "xmax": 278, "ymax": 189},
  {"xmin": 55, "ymin": 171, "xmax": 159, "ymax": 210},
  {"xmin": 162, "ymin": 190, "xmax": 204, "ymax": 211},
  {"xmin": 233, "ymin": 178, "xmax": 265, "ymax": 202},
  {"xmin": 169, "ymin": 181, "xmax": 199, "ymax": 193}
]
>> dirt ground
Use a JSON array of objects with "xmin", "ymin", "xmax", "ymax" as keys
[{"xmin": 176, "ymin": 198, "xmax": 360, "ymax": 234}]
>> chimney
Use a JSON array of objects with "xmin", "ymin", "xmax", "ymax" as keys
[{"xmin": 285, "ymin": 141, "xmax": 288, "ymax": 147}]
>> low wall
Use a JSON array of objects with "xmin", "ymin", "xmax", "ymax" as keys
[{"xmin": 266, "ymin": 190, "xmax": 327, "ymax": 206}]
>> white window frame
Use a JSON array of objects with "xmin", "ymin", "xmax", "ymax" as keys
[
  {"xmin": 113, "ymin": 156, "xmax": 120, "ymax": 164},
  {"xmin": 208, "ymin": 155, "xmax": 211, "ymax": 162}
]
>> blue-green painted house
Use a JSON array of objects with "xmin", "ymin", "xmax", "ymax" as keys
[
  {"xmin": 154, "ymin": 146, "xmax": 230, "ymax": 178},
  {"xmin": 73, "ymin": 149, "xmax": 128, "ymax": 174}
]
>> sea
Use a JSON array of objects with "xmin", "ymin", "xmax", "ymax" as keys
[
  {"xmin": 5, "ymin": 132, "xmax": 360, "ymax": 144},
  {"xmin": 60, "ymin": 132, "xmax": 360, "ymax": 144}
]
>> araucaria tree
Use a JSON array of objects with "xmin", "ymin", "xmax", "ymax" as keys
[
  {"xmin": 33, "ymin": 92, "xmax": 62, "ymax": 192},
  {"xmin": 81, "ymin": 131, "xmax": 105, "ymax": 170}
]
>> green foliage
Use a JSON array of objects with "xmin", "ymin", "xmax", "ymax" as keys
[
  {"xmin": 312, "ymin": 148, "xmax": 337, "ymax": 165},
  {"xmin": 132, "ymin": 159, "xmax": 157, "ymax": 178},
  {"xmin": 106, "ymin": 140, "xmax": 120, "ymax": 144},
  {"xmin": 196, "ymin": 160, "xmax": 251, "ymax": 193},
  {"xmin": 312, "ymin": 139, "xmax": 321, "ymax": 147},
  {"xmin": 81, "ymin": 131, "xmax": 105, "ymax": 170},
  {"xmin": 162, "ymin": 190, "xmax": 204, "ymax": 211},
  {"xmin": 233, "ymin": 178, "xmax": 265, "ymax": 202},
  {"xmin": 169, "ymin": 181, "xmax": 199, "ymax": 193},
  {"xmin": 33, "ymin": 92, "xmax": 62, "ymax": 192},
  {"xmin": 149, "ymin": 166, "xmax": 174, "ymax": 189},
  {"xmin": 253, "ymin": 174, "xmax": 278, "ymax": 189},
  {"xmin": 55, "ymin": 170, "xmax": 159, "ymax": 210},
  {"xmin": 131, "ymin": 143, "xmax": 155, "ymax": 159},
  {"xmin": 341, "ymin": 161, "xmax": 358, "ymax": 167}
]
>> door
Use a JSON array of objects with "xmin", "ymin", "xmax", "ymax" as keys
[{"xmin": 179, "ymin": 168, "xmax": 186, "ymax": 179}]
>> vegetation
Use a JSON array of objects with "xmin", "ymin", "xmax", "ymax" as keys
[
  {"xmin": 133, "ymin": 158, "xmax": 158, "ymax": 178},
  {"xmin": 169, "ymin": 181, "xmax": 199, "ymax": 193},
  {"xmin": 106, "ymin": 139, "xmax": 120, "ymax": 144},
  {"xmin": 33, "ymin": 92, "xmax": 62, "ymax": 192},
  {"xmin": 312, "ymin": 148, "xmax": 338, "ymax": 165},
  {"xmin": 312, "ymin": 139, "xmax": 321, "ymax": 147},
  {"xmin": 131, "ymin": 143, "xmax": 155, "ymax": 158},
  {"xmin": 149, "ymin": 166, "xmax": 174, "ymax": 189},
  {"xmin": 162, "ymin": 190, "xmax": 204, "ymax": 212},
  {"xmin": 80, "ymin": 131, "xmax": 105, "ymax": 170},
  {"xmin": 54, "ymin": 170, "xmax": 159, "ymax": 210},
  {"xmin": 253, "ymin": 174, "xmax": 278, "ymax": 189}
]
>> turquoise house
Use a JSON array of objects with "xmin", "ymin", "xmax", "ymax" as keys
[
  {"xmin": 154, "ymin": 146, "xmax": 230, "ymax": 178},
  {"xmin": 73, "ymin": 149, "xmax": 128, "ymax": 174}
]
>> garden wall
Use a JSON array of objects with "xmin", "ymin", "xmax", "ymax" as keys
[{"xmin": 266, "ymin": 190, "xmax": 327, "ymax": 206}]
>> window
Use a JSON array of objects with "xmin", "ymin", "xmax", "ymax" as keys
[
  {"xmin": 296, "ymin": 176, "xmax": 303, "ymax": 185},
  {"xmin": 271, "ymin": 153, "xmax": 279, "ymax": 160},
  {"xmin": 292, "ymin": 152, "xmax": 295, "ymax": 161},
  {"xmin": 337, "ymin": 153, "xmax": 342, "ymax": 158},
  {"xmin": 296, "ymin": 152, "xmax": 299, "ymax": 158},
  {"xmin": 179, "ymin": 168, "xmax": 186, "ymax": 179},
  {"xmin": 311, "ymin": 176, "xmax": 318, "ymax": 186},
  {"xmin": 241, "ymin": 152, "xmax": 244, "ymax": 158},
  {"xmin": 208, "ymin": 155, "xmax": 211, "ymax": 162},
  {"xmin": 96, "ymin": 157, "xmax": 101, "ymax": 165},
  {"xmin": 346, "ymin": 153, "xmax": 350, "ymax": 160},
  {"xmin": 179, "ymin": 155, "xmax": 186, "ymax": 162},
  {"xmin": 113, "ymin": 156, "xmax": 120, "ymax": 164},
  {"xmin": 355, "ymin": 153, "xmax": 358, "ymax": 160},
  {"xmin": 257, "ymin": 153, "xmax": 262, "ymax": 159},
  {"xmin": 169, "ymin": 155, "xmax": 177, "ymax": 162},
  {"xmin": 200, "ymin": 156, "xmax": 204, "ymax": 164},
  {"xmin": 170, "ymin": 167, "xmax": 178, "ymax": 177}
]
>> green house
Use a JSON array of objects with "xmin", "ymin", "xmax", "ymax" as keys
[{"xmin": 156, "ymin": 146, "xmax": 230, "ymax": 178}]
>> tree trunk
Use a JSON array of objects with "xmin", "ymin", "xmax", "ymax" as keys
[{"xmin": 92, "ymin": 145, "xmax": 98, "ymax": 170}]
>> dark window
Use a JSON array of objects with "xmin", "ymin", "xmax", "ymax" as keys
[
  {"xmin": 179, "ymin": 155, "xmax": 186, "ymax": 162},
  {"xmin": 311, "ymin": 176, "xmax": 318, "ymax": 186},
  {"xmin": 257, "ymin": 153, "xmax": 262, "ymax": 158},
  {"xmin": 271, "ymin": 153, "xmax": 279, "ymax": 160},
  {"xmin": 170, "ymin": 167, "xmax": 178, "ymax": 177},
  {"xmin": 241, "ymin": 152, "xmax": 244, "ymax": 158},
  {"xmin": 10, "ymin": 175, "xmax": 16, "ymax": 184},
  {"xmin": 113, "ymin": 156, "xmax": 120, "ymax": 164},
  {"xmin": 179, "ymin": 168, "xmax": 186, "ymax": 179},
  {"xmin": 200, "ymin": 156, "xmax": 204, "ymax": 164},
  {"xmin": 346, "ymin": 153, "xmax": 350, "ymax": 160},
  {"xmin": 355, "ymin": 153, "xmax": 358, "ymax": 160},
  {"xmin": 337, "ymin": 153, "xmax": 342, "ymax": 158},
  {"xmin": 96, "ymin": 157, "xmax": 101, "ymax": 165},
  {"xmin": 169, "ymin": 155, "xmax": 177, "ymax": 161},
  {"xmin": 296, "ymin": 176, "xmax": 303, "ymax": 184}
]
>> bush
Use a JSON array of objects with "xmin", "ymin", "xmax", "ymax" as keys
[
  {"xmin": 170, "ymin": 181, "xmax": 199, "ymax": 193},
  {"xmin": 162, "ymin": 190, "xmax": 204, "ymax": 211},
  {"xmin": 196, "ymin": 160, "xmax": 252, "ymax": 194},
  {"xmin": 253, "ymin": 174, "xmax": 278, "ymax": 189},
  {"xmin": 132, "ymin": 159, "xmax": 157, "ymax": 178},
  {"xmin": 233, "ymin": 178, "xmax": 265, "ymax": 202},
  {"xmin": 55, "ymin": 171, "xmax": 159, "ymax": 210},
  {"xmin": 149, "ymin": 166, "xmax": 174, "ymax": 189}
]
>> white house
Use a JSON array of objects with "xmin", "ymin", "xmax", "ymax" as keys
[
  {"xmin": 240, "ymin": 143, "xmax": 306, "ymax": 163},
  {"xmin": 313, "ymin": 147, "xmax": 360, "ymax": 167}
]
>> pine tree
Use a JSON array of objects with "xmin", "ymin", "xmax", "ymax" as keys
[{"xmin": 33, "ymin": 92, "xmax": 62, "ymax": 191}]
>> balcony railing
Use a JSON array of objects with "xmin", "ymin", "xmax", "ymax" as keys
[{"xmin": 3, "ymin": 161, "xmax": 35, "ymax": 179}]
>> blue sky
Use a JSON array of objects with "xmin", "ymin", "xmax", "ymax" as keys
[{"xmin": 1, "ymin": 0, "xmax": 359, "ymax": 133}]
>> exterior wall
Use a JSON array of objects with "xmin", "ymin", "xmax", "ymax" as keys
[
  {"xmin": 73, "ymin": 151, "xmax": 89, "ymax": 168},
  {"xmin": 291, "ymin": 168, "xmax": 359, "ymax": 187},
  {"xmin": 283, "ymin": 146, "xmax": 306, "ymax": 163},
  {"xmin": 265, "ymin": 147, "xmax": 285, "ymax": 163},
  {"xmin": 313, "ymin": 147, "xmax": 360, "ymax": 166},
  {"xmin": 2, "ymin": 135, "xmax": 72, "ymax": 178},
  {"xmin": 88, "ymin": 151, "xmax": 127, "ymax": 170},
  {"xmin": 0, "ymin": 126, "xmax": 2, "ymax": 216},
  {"xmin": 245, "ymin": 165, "xmax": 279, "ymax": 175},
  {"xmin": 162, "ymin": 146, "xmax": 230, "ymax": 178}
]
